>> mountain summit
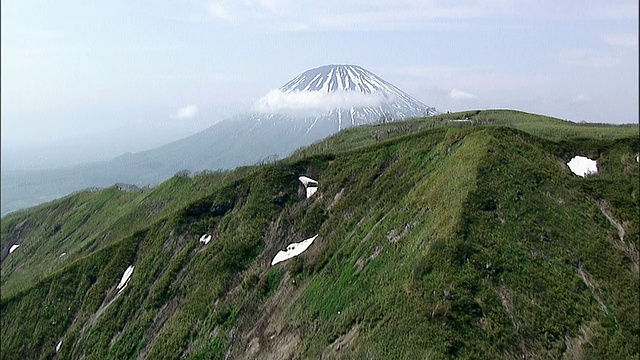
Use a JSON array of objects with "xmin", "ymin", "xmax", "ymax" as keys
[
  {"xmin": 257, "ymin": 64, "xmax": 438, "ymax": 129},
  {"xmin": 282, "ymin": 65, "xmax": 395, "ymax": 93}
]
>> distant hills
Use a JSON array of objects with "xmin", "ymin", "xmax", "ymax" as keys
[
  {"xmin": 2, "ymin": 110, "xmax": 638, "ymax": 358},
  {"xmin": 1, "ymin": 65, "xmax": 437, "ymax": 215}
]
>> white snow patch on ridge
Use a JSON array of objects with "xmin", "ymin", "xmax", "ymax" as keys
[
  {"xmin": 299, "ymin": 176, "xmax": 318, "ymax": 198},
  {"xmin": 306, "ymin": 187, "xmax": 318, "ymax": 198},
  {"xmin": 8, "ymin": 244, "xmax": 19, "ymax": 254},
  {"xmin": 200, "ymin": 234, "xmax": 212, "ymax": 244},
  {"xmin": 298, "ymin": 176, "xmax": 317, "ymax": 187},
  {"xmin": 271, "ymin": 234, "xmax": 318, "ymax": 266},
  {"xmin": 117, "ymin": 265, "xmax": 135, "ymax": 294},
  {"xmin": 567, "ymin": 156, "xmax": 598, "ymax": 177}
]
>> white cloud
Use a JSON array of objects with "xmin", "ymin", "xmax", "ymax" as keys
[
  {"xmin": 395, "ymin": 66, "xmax": 552, "ymax": 92},
  {"xmin": 174, "ymin": 105, "xmax": 199, "ymax": 119},
  {"xmin": 569, "ymin": 94, "xmax": 590, "ymax": 103},
  {"xmin": 243, "ymin": 0, "xmax": 279, "ymax": 12},
  {"xmin": 591, "ymin": 1, "xmax": 639, "ymax": 20},
  {"xmin": 254, "ymin": 89, "xmax": 389, "ymax": 115},
  {"xmin": 558, "ymin": 48, "xmax": 620, "ymax": 68},
  {"xmin": 204, "ymin": 1, "xmax": 638, "ymax": 32},
  {"xmin": 208, "ymin": 2, "xmax": 233, "ymax": 21},
  {"xmin": 449, "ymin": 88, "xmax": 477, "ymax": 101},
  {"xmin": 204, "ymin": 1, "xmax": 511, "ymax": 31},
  {"xmin": 203, "ymin": 1, "xmax": 638, "ymax": 31},
  {"xmin": 296, "ymin": 6, "xmax": 487, "ymax": 31},
  {"xmin": 602, "ymin": 33, "xmax": 638, "ymax": 48}
]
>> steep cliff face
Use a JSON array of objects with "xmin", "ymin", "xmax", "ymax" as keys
[{"xmin": 1, "ymin": 111, "xmax": 638, "ymax": 359}]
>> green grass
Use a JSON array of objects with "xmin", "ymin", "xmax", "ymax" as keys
[{"xmin": 1, "ymin": 110, "xmax": 638, "ymax": 359}]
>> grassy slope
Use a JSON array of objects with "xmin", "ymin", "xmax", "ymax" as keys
[
  {"xmin": 0, "ymin": 167, "xmax": 257, "ymax": 298},
  {"xmin": 287, "ymin": 128, "xmax": 490, "ymax": 358},
  {"xmin": 1, "ymin": 110, "xmax": 638, "ymax": 359},
  {"xmin": 290, "ymin": 109, "xmax": 638, "ymax": 162}
]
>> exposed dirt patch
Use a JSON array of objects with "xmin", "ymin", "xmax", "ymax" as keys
[
  {"xmin": 324, "ymin": 324, "xmax": 360, "ymax": 358},
  {"xmin": 598, "ymin": 200, "xmax": 625, "ymax": 242},
  {"xmin": 78, "ymin": 284, "xmax": 124, "ymax": 341},
  {"xmin": 241, "ymin": 328, "xmax": 301, "ymax": 359},
  {"xmin": 496, "ymin": 286, "xmax": 517, "ymax": 327},
  {"xmin": 329, "ymin": 188, "xmax": 345, "ymax": 209},
  {"xmin": 355, "ymin": 246, "xmax": 382, "ymax": 274},
  {"xmin": 232, "ymin": 272, "xmax": 308, "ymax": 360},
  {"xmin": 137, "ymin": 300, "xmax": 180, "ymax": 360},
  {"xmin": 597, "ymin": 200, "xmax": 639, "ymax": 276},
  {"xmin": 563, "ymin": 322, "xmax": 596, "ymax": 360},
  {"xmin": 386, "ymin": 222, "xmax": 417, "ymax": 243},
  {"xmin": 269, "ymin": 332, "xmax": 301, "ymax": 360},
  {"xmin": 360, "ymin": 213, "xmax": 389, "ymax": 245},
  {"xmin": 147, "ymin": 201, "xmax": 166, "ymax": 216},
  {"xmin": 576, "ymin": 265, "xmax": 607, "ymax": 313},
  {"xmin": 544, "ymin": 190, "xmax": 564, "ymax": 205}
]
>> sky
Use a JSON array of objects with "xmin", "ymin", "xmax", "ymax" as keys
[{"xmin": 1, "ymin": 0, "xmax": 638, "ymax": 168}]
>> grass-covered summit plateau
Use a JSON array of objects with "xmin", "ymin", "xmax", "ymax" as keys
[{"xmin": 2, "ymin": 110, "xmax": 638, "ymax": 359}]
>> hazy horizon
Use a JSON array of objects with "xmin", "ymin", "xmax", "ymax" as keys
[{"xmin": 2, "ymin": 0, "xmax": 638, "ymax": 170}]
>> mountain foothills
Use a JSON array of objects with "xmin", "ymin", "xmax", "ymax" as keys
[
  {"xmin": 1, "ymin": 65, "xmax": 437, "ymax": 216},
  {"xmin": 1, "ymin": 110, "xmax": 639, "ymax": 359}
]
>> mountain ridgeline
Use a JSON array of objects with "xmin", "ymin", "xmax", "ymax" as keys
[
  {"xmin": 1, "ymin": 110, "xmax": 639, "ymax": 359},
  {"xmin": 1, "ymin": 65, "xmax": 437, "ymax": 216}
]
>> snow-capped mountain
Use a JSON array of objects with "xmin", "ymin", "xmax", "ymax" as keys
[
  {"xmin": 282, "ymin": 65, "xmax": 394, "ymax": 93},
  {"xmin": 257, "ymin": 64, "xmax": 438, "ymax": 130}
]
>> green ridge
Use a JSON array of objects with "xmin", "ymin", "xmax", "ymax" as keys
[{"xmin": 1, "ymin": 110, "xmax": 638, "ymax": 359}]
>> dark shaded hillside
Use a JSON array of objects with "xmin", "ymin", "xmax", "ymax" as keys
[{"xmin": 1, "ymin": 113, "xmax": 638, "ymax": 359}]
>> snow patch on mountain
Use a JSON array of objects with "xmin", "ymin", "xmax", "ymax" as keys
[
  {"xmin": 271, "ymin": 234, "xmax": 318, "ymax": 265},
  {"xmin": 567, "ymin": 156, "xmax": 598, "ymax": 177},
  {"xmin": 117, "ymin": 265, "xmax": 135, "ymax": 294},
  {"xmin": 299, "ymin": 176, "xmax": 318, "ymax": 198},
  {"xmin": 200, "ymin": 234, "xmax": 212, "ymax": 244},
  {"xmin": 8, "ymin": 244, "xmax": 19, "ymax": 254}
]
